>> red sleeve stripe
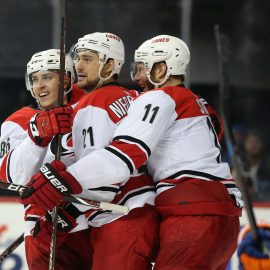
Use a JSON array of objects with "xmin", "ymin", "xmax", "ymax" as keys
[
  {"xmin": 117, "ymin": 186, "xmax": 156, "ymax": 205},
  {"xmin": 108, "ymin": 140, "xmax": 148, "ymax": 170},
  {"xmin": 105, "ymin": 146, "xmax": 136, "ymax": 174},
  {"xmin": 0, "ymin": 149, "xmax": 14, "ymax": 183},
  {"xmin": 6, "ymin": 149, "xmax": 14, "ymax": 183},
  {"xmin": 0, "ymin": 156, "xmax": 8, "ymax": 182},
  {"xmin": 113, "ymin": 135, "xmax": 151, "ymax": 158}
]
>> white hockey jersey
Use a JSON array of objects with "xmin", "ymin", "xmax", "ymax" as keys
[
  {"xmin": 67, "ymin": 85, "xmax": 243, "ymax": 208},
  {"xmin": 69, "ymin": 83, "xmax": 156, "ymax": 227},
  {"xmin": 0, "ymin": 85, "xmax": 87, "ymax": 236}
]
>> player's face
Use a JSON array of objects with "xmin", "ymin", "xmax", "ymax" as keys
[
  {"xmin": 74, "ymin": 50, "xmax": 101, "ymax": 92},
  {"xmin": 130, "ymin": 62, "xmax": 154, "ymax": 92},
  {"xmin": 31, "ymin": 71, "xmax": 60, "ymax": 109}
]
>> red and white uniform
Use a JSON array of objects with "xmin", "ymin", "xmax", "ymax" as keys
[
  {"xmin": 69, "ymin": 82, "xmax": 158, "ymax": 270},
  {"xmin": 70, "ymin": 83, "xmax": 156, "ymax": 226},
  {"xmin": 67, "ymin": 85, "xmax": 243, "ymax": 269},
  {"xmin": 0, "ymin": 85, "xmax": 92, "ymax": 270}
]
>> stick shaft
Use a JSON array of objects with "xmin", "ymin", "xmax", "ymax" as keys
[
  {"xmin": 0, "ymin": 181, "xmax": 128, "ymax": 213},
  {"xmin": 0, "ymin": 233, "xmax": 24, "ymax": 264},
  {"xmin": 214, "ymin": 24, "xmax": 259, "ymax": 242},
  {"xmin": 49, "ymin": 1, "xmax": 67, "ymax": 268}
]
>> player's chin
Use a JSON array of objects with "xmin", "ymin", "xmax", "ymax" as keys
[
  {"xmin": 76, "ymin": 80, "xmax": 87, "ymax": 88},
  {"xmin": 39, "ymin": 98, "xmax": 57, "ymax": 109}
]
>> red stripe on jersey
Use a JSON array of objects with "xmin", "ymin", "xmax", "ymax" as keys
[
  {"xmin": 110, "ymin": 140, "xmax": 147, "ymax": 170},
  {"xmin": 73, "ymin": 85, "xmax": 133, "ymax": 124},
  {"xmin": 85, "ymin": 175, "xmax": 155, "ymax": 220},
  {"xmin": 161, "ymin": 86, "xmax": 209, "ymax": 120},
  {"xmin": 0, "ymin": 150, "xmax": 12, "ymax": 182},
  {"xmin": 4, "ymin": 107, "xmax": 38, "ymax": 131},
  {"xmin": 111, "ymin": 175, "xmax": 154, "ymax": 204}
]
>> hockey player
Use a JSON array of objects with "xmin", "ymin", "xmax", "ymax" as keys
[
  {"xmin": 0, "ymin": 49, "xmax": 91, "ymax": 269},
  {"xmin": 237, "ymin": 222, "xmax": 270, "ymax": 270},
  {"xmin": 21, "ymin": 34, "xmax": 241, "ymax": 269},
  {"xmin": 22, "ymin": 32, "xmax": 159, "ymax": 270}
]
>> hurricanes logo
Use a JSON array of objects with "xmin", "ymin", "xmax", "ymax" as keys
[
  {"xmin": 50, "ymin": 133, "xmax": 74, "ymax": 157},
  {"xmin": 106, "ymin": 34, "xmax": 120, "ymax": 41},
  {"xmin": 152, "ymin": 37, "xmax": 170, "ymax": 43}
]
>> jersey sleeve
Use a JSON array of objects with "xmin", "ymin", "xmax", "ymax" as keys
[
  {"xmin": 67, "ymin": 90, "xmax": 177, "ymax": 189},
  {"xmin": 0, "ymin": 119, "xmax": 47, "ymax": 185},
  {"xmin": 72, "ymin": 105, "xmax": 118, "ymax": 161}
]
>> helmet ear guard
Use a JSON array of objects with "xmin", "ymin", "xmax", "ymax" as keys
[
  {"xmin": 25, "ymin": 49, "xmax": 75, "ymax": 97},
  {"xmin": 133, "ymin": 35, "xmax": 190, "ymax": 87}
]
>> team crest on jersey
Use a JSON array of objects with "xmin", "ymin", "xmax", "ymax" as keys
[
  {"xmin": 50, "ymin": 133, "xmax": 74, "ymax": 157},
  {"xmin": 109, "ymin": 95, "xmax": 133, "ymax": 118}
]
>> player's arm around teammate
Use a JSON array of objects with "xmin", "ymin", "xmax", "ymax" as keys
[{"xmin": 21, "ymin": 33, "xmax": 159, "ymax": 270}]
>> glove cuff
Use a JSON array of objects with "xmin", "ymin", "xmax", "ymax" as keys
[{"xmin": 28, "ymin": 113, "xmax": 52, "ymax": 147}]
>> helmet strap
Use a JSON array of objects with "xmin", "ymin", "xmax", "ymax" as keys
[{"xmin": 94, "ymin": 59, "xmax": 115, "ymax": 90}]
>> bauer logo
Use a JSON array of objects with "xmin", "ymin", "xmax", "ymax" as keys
[
  {"xmin": 40, "ymin": 164, "xmax": 69, "ymax": 193},
  {"xmin": 152, "ymin": 37, "xmax": 170, "ymax": 43},
  {"xmin": 106, "ymin": 34, "xmax": 120, "ymax": 41},
  {"xmin": 7, "ymin": 184, "xmax": 26, "ymax": 194}
]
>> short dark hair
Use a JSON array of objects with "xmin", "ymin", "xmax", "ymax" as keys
[{"xmin": 171, "ymin": 74, "xmax": 185, "ymax": 83}]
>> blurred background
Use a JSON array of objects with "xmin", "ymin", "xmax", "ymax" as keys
[{"xmin": 0, "ymin": 0, "xmax": 270, "ymax": 201}]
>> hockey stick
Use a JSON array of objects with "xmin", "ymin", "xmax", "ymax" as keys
[
  {"xmin": 214, "ymin": 25, "xmax": 260, "ymax": 243},
  {"xmin": 0, "ymin": 233, "xmax": 24, "ymax": 264},
  {"xmin": 0, "ymin": 180, "xmax": 128, "ymax": 264},
  {"xmin": 0, "ymin": 181, "xmax": 128, "ymax": 213},
  {"xmin": 49, "ymin": 1, "xmax": 67, "ymax": 268}
]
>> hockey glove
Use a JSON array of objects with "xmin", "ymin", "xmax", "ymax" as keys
[
  {"xmin": 28, "ymin": 105, "xmax": 73, "ymax": 147},
  {"xmin": 237, "ymin": 223, "xmax": 270, "ymax": 270},
  {"xmin": 31, "ymin": 204, "xmax": 81, "ymax": 251},
  {"xmin": 20, "ymin": 160, "xmax": 82, "ymax": 211}
]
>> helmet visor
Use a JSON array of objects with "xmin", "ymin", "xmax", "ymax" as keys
[{"xmin": 130, "ymin": 61, "xmax": 147, "ymax": 81}]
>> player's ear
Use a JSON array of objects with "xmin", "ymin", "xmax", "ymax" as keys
[
  {"xmin": 151, "ymin": 62, "xmax": 167, "ymax": 82},
  {"xmin": 102, "ymin": 59, "xmax": 115, "ymax": 78}
]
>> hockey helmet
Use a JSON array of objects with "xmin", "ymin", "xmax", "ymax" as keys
[
  {"xmin": 25, "ymin": 49, "xmax": 75, "ymax": 97},
  {"xmin": 73, "ymin": 32, "xmax": 125, "ymax": 76},
  {"xmin": 132, "ymin": 35, "xmax": 190, "ymax": 87}
]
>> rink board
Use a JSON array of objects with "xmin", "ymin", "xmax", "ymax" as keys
[{"xmin": 0, "ymin": 198, "xmax": 269, "ymax": 270}]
